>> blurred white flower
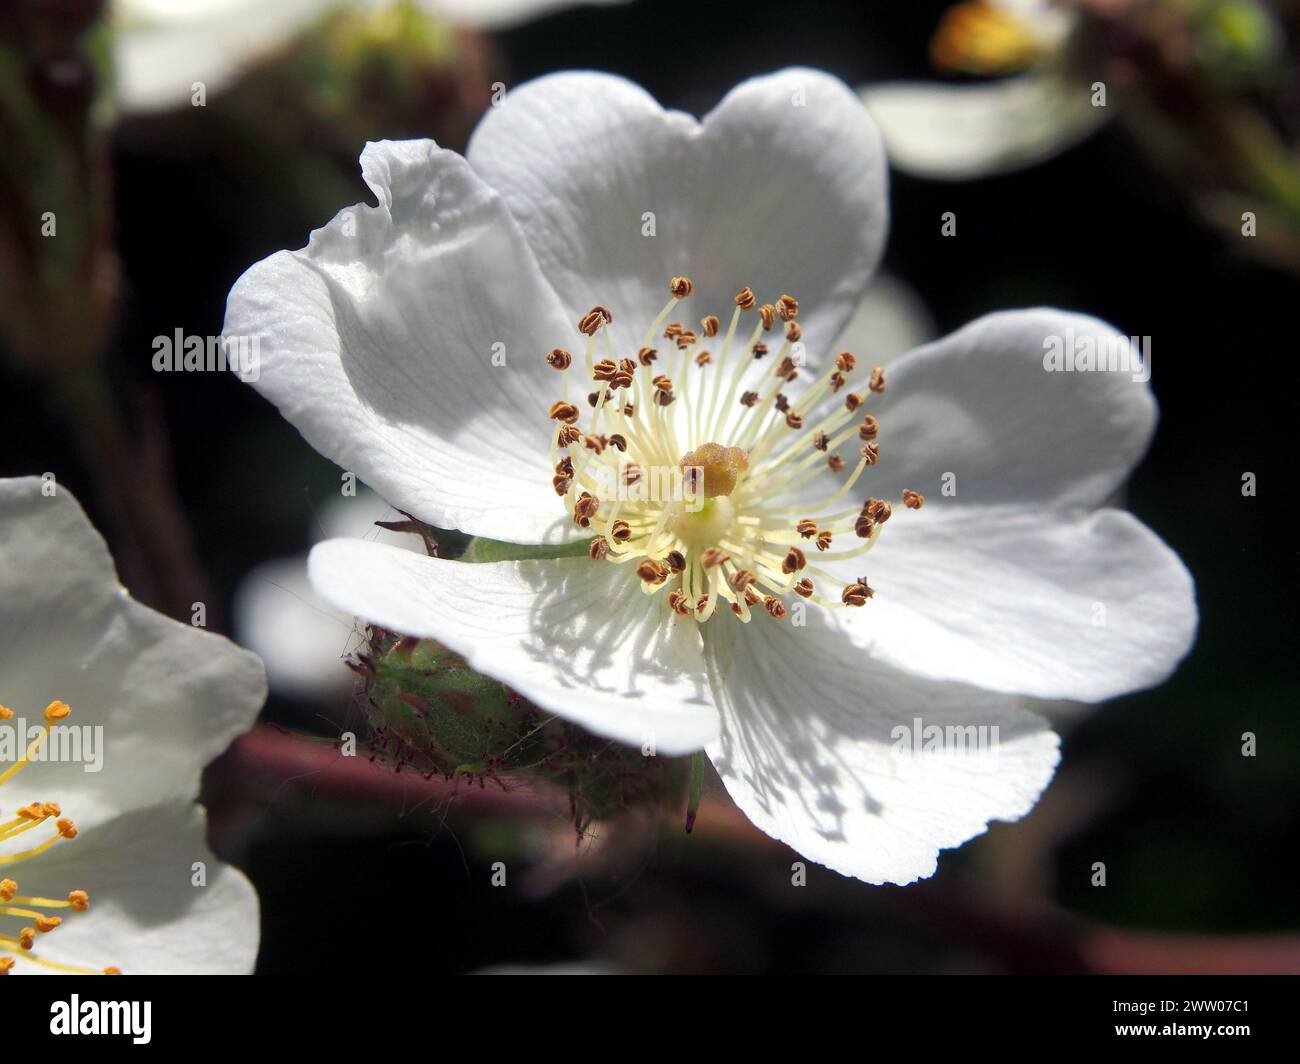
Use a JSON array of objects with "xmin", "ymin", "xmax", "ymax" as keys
[
  {"xmin": 861, "ymin": 0, "xmax": 1106, "ymax": 179},
  {"xmin": 233, "ymin": 487, "xmax": 421, "ymax": 701},
  {"xmin": 0, "ymin": 478, "xmax": 264, "ymax": 974},
  {"xmin": 224, "ymin": 68, "xmax": 1196, "ymax": 884},
  {"xmin": 113, "ymin": 0, "xmax": 628, "ymax": 113}
]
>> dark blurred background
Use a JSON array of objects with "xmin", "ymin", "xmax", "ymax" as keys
[{"xmin": 1, "ymin": 0, "xmax": 1297, "ymax": 973}]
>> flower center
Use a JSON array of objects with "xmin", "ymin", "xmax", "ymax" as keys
[
  {"xmin": 545, "ymin": 276, "xmax": 925, "ymax": 624},
  {"xmin": 0, "ymin": 700, "xmax": 119, "ymax": 975}
]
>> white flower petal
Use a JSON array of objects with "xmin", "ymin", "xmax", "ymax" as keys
[
  {"xmin": 837, "ymin": 506, "xmax": 1197, "ymax": 701},
  {"xmin": 861, "ymin": 73, "xmax": 1104, "ymax": 180},
  {"xmin": 10, "ymin": 802, "xmax": 258, "ymax": 975},
  {"xmin": 308, "ymin": 540, "xmax": 720, "ymax": 754},
  {"xmin": 0, "ymin": 478, "xmax": 266, "ymax": 826},
  {"xmin": 873, "ymin": 309, "xmax": 1158, "ymax": 510},
  {"xmin": 702, "ymin": 610, "xmax": 1060, "ymax": 885},
  {"xmin": 224, "ymin": 140, "xmax": 578, "ymax": 543},
  {"xmin": 468, "ymin": 68, "xmax": 888, "ymax": 353}
]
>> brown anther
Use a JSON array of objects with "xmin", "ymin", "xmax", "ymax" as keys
[
  {"xmin": 727, "ymin": 569, "xmax": 757, "ymax": 593},
  {"xmin": 858, "ymin": 414, "xmax": 879, "ymax": 439},
  {"xmin": 735, "ymin": 287, "xmax": 756, "ymax": 310},
  {"xmin": 675, "ymin": 330, "xmax": 697, "ymax": 350},
  {"xmin": 764, "ymin": 596, "xmax": 787, "ymax": 619},
  {"xmin": 552, "ymin": 476, "xmax": 572, "ymax": 496},
  {"xmin": 845, "ymin": 392, "xmax": 864, "ymax": 412},
  {"xmin": 815, "ymin": 530, "xmax": 833, "ymax": 551},
  {"xmin": 701, "ymin": 315, "xmax": 720, "ymax": 337},
  {"xmin": 794, "ymin": 578, "xmax": 814, "ymax": 598},
  {"xmin": 740, "ymin": 391, "xmax": 759, "ymax": 407},
  {"xmin": 902, "ymin": 488, "xmax": 926, "ymax": 510},
  {"xmin": 854, "ymin": 515, "xmax": 874, "ymax": 538},
  {"xmin": 555, "ymin": 456, "xmax": 574, "ymax": 476},
  {"xmin": 785, "ymin": 321, "xmax": 802, "ymax": 343},
  {"xmin": 812, "ymin": 430, "xmax": 828, "ymax": 451},
  {"xmin": 869, "ymin": 366, "xmax": 887, "ymax": 393},
  {"xmin": 582, "ymin": 434, "xmax": 606, "ymax": 454},
  {"xmin": 700, "ymin": 547, "xmax": 731, "ymax": 569},
  {"xmin": 548, "ymin": 400, "xmax": 580, "ymax": 425},
  {"xmin": 774, "ymin": 393, "xmax": 790, "ymax": 413},
  {"xmin": 578, "ymin": 306, "xmax": 613, "ymax": 335},
  {"xmin": 796, "ymin": 519, "xmax": 818, "ymax": 539},
  {"xmin": 841, "ymin": 581, "xmax": 874, "ymax": 607},
  {"xmin": 572, "ymin": 492, "xmax": 600, "ymax": 528},
  {"xmin": 667, "ymin": 590, "xmax": 692, "ymax": 616},
  {"xmin": 865, "ymin": 498, "xmax": 893, "ymax": 524},
  {"xmin": 546, "ymin": 348, "xmax": 572, "ymax": 371},
  {"xmin": 827, "ymin": 454, "xmax": 846, "ymax": 472},
  {"xmin": 861, "ymin": 442, "xmax": 880, "ymax": 465},
  {"xmin": 829, "ymin": 371, "xmax": 847, "ymax": 393},
  {"xmin": 695, "ymin": 350, "xmax": 712, "ymax": 367},
  {"xmin": 664, "ymin": 323, "xmax": 684, "ymax": 339},
  {"xmin": 776, "ymin": 356, "xmax": 798, "ymax": 381},
  {"xmin": 637, "ymin": 346, "xmax": 658, "ymax": 366},
  {"xmin": 654, "ymin": 388, "xmax": 675, "ymax": 407},
  {"xmin": 782, "ymin": 547, "xmax": 807, "ymax": 574},
  {"xmin": 835, "ymin": 351, "xmax": 856, "ymax": 373},
  {"xmin": 637, "ymin": 559, "xmax": 669, "ymax": 585},
  {"xmin": 777, "ymin": 294, "xmax": 799, "ymax": 321},
  {"xmin": 785, "ymin": 411, "xmax": 804, "ymax": 429},
  {"xmin": 589, "ymin": 537, "xmax": 610, "ymax": 560},
  {"xmin": 607, "ymin": 434, "xmax": 627, "ymax": 452},
  {"xmin": 751, "ymin": 342, "xmax": 769, "ymax": 360},
  {"xmin": 557, "ymin": 425, "xmax": 581, "ymax": 446},
  {"xmin": 666, "ymin": 550, "xmax": 686, "ymax": 573},
  {"xmin": 586, "ymin": 391, "xmax": 606, "ymax": 408},
  {"xmin": 695, "ymin": 594, "xmax": 710, "ymax": 615},
  {"xmin": 670, "ymin": 276, "xmax": 694, "ymax": 298},
  {"xmin": 622, "ymin": 403, "xmax": 636, "ymax": 417},
  {"xmin": 743, "ymin": 586, "xmax": 762, "ymax": 606},
  {"xmin": 622, "ymin": 464, "xmax": 643, "ymax": 486},
  {"xmin": 758, "ymin": 303, "xmax": 776, "ymax": 330},
  {"xmin": 593, "ymin": 358, "xmax": 618, "ymax": 381}
]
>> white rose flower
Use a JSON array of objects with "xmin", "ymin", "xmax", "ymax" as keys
[
  {"xmin": 0, "ymin": 478, "xmax": 264, "ymax": 974},
  {"xmin": 223, "ymin": 68, "xmax": 1196, "ymax": 884}
]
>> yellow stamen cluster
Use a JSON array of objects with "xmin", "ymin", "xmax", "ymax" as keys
[
  {"xmin": 0, "ymin": 700, "xmax": 117, "ymax": 975},
  {"xmin": 544, "ymin": 278, "xmax": 926, "ymax": 624}
]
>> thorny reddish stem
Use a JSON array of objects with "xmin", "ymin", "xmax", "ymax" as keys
[{"xmin": 208, "ymin": 724, "xmax": 1300, "ymax": 975}]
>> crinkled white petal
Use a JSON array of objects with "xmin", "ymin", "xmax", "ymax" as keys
[
  {"xmin": 835, "ymin": 505, "xmax": 1197, "ymax": 701},
  {"xmin": 468, "ymin": 68, "xmax": 888, "ymax": 355},
  {"xmin": 224, "ymin": 139, "xmax": 578, "ymax": 543},
  {"xmin": 233, "ymin": 489, "xmax": 423, "ymax": 700},
  {"xmin": 861, "ymin": 73, "xmax": 1104, "ymax": 180},
  {"xmin": 308, "ymin": 540, "xmax": 720, "ymax": 755},
  {"xmin": 9, "ymin": 802, "xmax": 259, "ymax": 975},
  {"xmin": 0, "ymin": 478, "xmax": 266, "ymax": 826},
  {"xmin": 702, "ymin": 610, "xmax": 1060, "ymax": 885}
]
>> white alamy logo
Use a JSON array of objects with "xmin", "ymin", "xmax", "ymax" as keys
[
  {"xmin": 0, "ymin": 718, "xmax": 103, "ymax": 772},
  {"xmin": 1042, "ymin": 329, "xmax": 1151, "ymax": 382},
  {"xmin": 49, "ymin": 996, "xmax": 151, "ymax": 1045}
]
